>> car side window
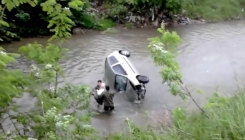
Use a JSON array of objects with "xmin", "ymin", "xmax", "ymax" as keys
[
  {"xmin": 108, "ymin": 56, "xmax": 118, "ymax": 65},
  {"xmin": 112, "ymin": 64, "xmax": 127, "ymax": 75},
  {"xmin": 115, "ymin": 75, "xmax": 127, "ymax": 91}
]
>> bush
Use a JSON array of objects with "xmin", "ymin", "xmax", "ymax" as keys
[
  {"xmin": 95, "ymin": 19, "xmax": 115, "ymax": 30},
  {"xmin": 105, "ymin": 91, "xmax": 245, "ymax": 140},
  {"xmin": 162, "ymin": 91, "xmax": 245, "ymax": 140},
  {"xmin": 182, "ymin": 0, "xmax": 243, "ymax": 20}
]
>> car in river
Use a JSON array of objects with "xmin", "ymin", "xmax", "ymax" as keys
[{"xmin": 103, "ymin": 50, "xmax": 149, "ymax": 103}]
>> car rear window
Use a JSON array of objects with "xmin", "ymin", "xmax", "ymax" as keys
[
  {"xmin": 108, "ymin": 56, "xmax": 118, "ymax": 65},
  {"xmin": 112, "ymin": 64, "xmax": 127, "ymax": 75}
]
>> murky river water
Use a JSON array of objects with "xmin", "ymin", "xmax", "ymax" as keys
[{"xmin": 2, "ymin": 20, "xmax": 245, "ymax": 135}]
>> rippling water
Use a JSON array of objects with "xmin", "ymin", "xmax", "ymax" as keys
[{"xmin": 2, "ymin": 20, "xmax": 245, "ymax": 134}]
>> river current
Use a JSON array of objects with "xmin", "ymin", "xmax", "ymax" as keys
[{"xmin": 2, "ymin": 20, "xmax": 245, "ymax": 134}]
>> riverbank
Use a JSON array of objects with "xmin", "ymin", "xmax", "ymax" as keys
[
  {"xmin": 1, "ymin": 0, "xmax": 244, "ymax": 43},
  {"xmin": 65, "ymin": 17, "xmax": 243, "ymax": 36},
  {"xmin": 86, "ymin": 0, "xmax": 245, "ymax": 31},
  {"xmin": 106, "ymin": 90, "xmax": 245, "ymax": 140}
]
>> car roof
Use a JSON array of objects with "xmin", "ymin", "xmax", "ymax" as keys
[{"xmin": 107, "ymin": 51, "xmax": 140, "ymax": 85}]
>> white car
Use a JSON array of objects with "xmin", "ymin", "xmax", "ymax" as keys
[{"xmin": 103, "ymin": 50, "xmax": 149, "ymax": 102}]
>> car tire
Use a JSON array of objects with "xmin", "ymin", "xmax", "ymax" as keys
[
  {"xmin": 119, "ymin": 50, "xmax": 130, "ymax": 57},
  {"xmin": 137, "ymin": 75, "xmax": 149, "ymax": 84}
]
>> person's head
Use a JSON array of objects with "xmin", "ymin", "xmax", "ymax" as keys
[
  {"xmin": 97, "ymin": 80, "xmax": 102, "ymax": 86},
  {"xmin": 105, "ymin": 85, "xmax": 110, "ymax": 91}
]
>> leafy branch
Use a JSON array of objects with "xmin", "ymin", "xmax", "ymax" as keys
[
  {"xmin": 0, "ymin": 0, "xmax": 97, "ymax": 139},
  {"xmin": 0, "ymin": 0, "xmax": 37, "ymax": 42},
  {"xmin": 148, "ymin": 26, "xmax": 206, "ymax": 114},
  {"xmin": 41, "ymin": 0, "xmax": 84, "ymax": 41}
]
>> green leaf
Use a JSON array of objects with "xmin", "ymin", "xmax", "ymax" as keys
[
  {"xmin": 7, "ymin": 53, "xmax": 20, "ymax": 58},
  {"xmin": 28, "ymin": 1, "xmax": 37, "ymax": 7},
  {"xmin": 47, "ymin": 21, "xmax": 54, "ymax": 28},
  {"xmin": 5, "ymin": 1, "xmax": 15, "ymax": 11},
  {"xmin": 0, "ymin": 60, "xmax": 6, "ymax": 68},
  {"xmin": 12, "ymin": 0, "xmax": 20, "ymax": 6},
  {"xmin": 0, "ymin": 20, "xmax": 9, "ymax": 27}
]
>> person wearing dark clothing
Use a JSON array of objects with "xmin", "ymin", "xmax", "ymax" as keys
[
  {"xmin": 95, "ymin": 93, "xmax": 104, "ymax": 106},
  {"xmin": 101, "ymin": 85, "xmax": 116, "ymax": 111}
]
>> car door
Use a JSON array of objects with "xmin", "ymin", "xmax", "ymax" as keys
[{"xmin": 115, "ymin": 75, "xmax": 128, "ymax": 91}]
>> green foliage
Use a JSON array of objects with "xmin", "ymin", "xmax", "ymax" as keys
[
  {"xmin": 0, "ymin": 0, "xmax": 37, "ymax": 42},
  {"xmin": 18, "ymin": 43, "xmax": 67, "ymax": 97},
  {"xmin": 102, "ymin": 2, "xmax": 127, "ymax": 18},
  {"xmin": 0, "ymin": 47, "xmax": 28, "ymax": 108},
  {"xmin": 1, "ymin": 0, "xmax": 245, "ymax": 139},
  {"xmin": 102, "ymin": 0, "xmax": 244, "ymax": 24},
  {"xmin": 74, "ymin": 12, "xmax": 98, "ymax": 28},
  {"xmin": 0, "ymin": 0, "xmax": 97, "ymax": 139},
  {"xmin": 204, "ymin": 88, "xmax": 229, "ymax": 109},
  {"xmin": 1, "ymin": 0, "xmax": 244, "ymax": 42},
  {"xmin": 0, "ymin": 0, "xmax": 106, "ymax": 42},
  {"xmin": 41, "ymin": 0, "xmax": 84, "ymax": 41},
  {"xmin": 1, "ymin": 0, "xmax": 37, "ymax": 11},
  {"xmin": 58, "ymin": 84, "xmax": 92, "ymax": 110},
  {"xmin": 15, "ymin": 10, "xmax": 30, "ymax": 22},
  {"xmin": 161, "ymin": 92, "xmax": 245, "ymax": 140},
  {"xmin": 19, "ymin": 84, "xmax": 95, "ymax": 140},
  {"xmin": 166, "ymin": 0, "xmax": 182, "ymax": 14},
  {"xmin": 71, "ymin": 11, "xmax": 114, "ymax": 30},
  {"xmin": 125, "ymin": 23, "xmax": 133, "ymax": 29},
  {"xmin": 171, "ymin": 107, "xmax": 186, "ymax": 127},
  {"xmin": 148, "ymin": 26, "xmax": 184, "ymax": 98},
  {"xmin": 181, "ymin": 0, "xmax": 243, "ymax": 20},
  {"xmin": 96, "ymin": 19, "xmax": 115, "ymax": 30},
  {"xmin": 148, "ymin": 25, "xmax": 206, "ymax": 113},
  {"xmin": 106, "ymin": 118, "xmax": 165, "ymax": 140},
  {"xmin": 106, "ymin": 91, "xmax": 245, "ymax": 140},
  {"xmin": 19, "ymin": 43, "xmax": 66, "ymax": 63}
]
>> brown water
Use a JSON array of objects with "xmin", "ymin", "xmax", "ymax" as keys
[{"xmin": 2, "ymin": 20, "xmax": 245, "ymax": 135}]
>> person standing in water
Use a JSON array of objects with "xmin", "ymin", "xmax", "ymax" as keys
[
  {"xmin": 102, "ymin": 85, "xmax": 116, "ymax": 111},
  {"xmin": 92, "ymin": 80, "xmax": 105, "ymax": 106},
  {"xmin": 93, "ymin": 80, "xmax": 104, "ymax": 91}
]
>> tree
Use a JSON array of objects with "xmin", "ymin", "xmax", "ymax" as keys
[
  {"xmin": 0, "ymin": 0, "xmax": 37, "ymax": 42},
  {"xmin": 147, "ymin": 24, "xmax": 205, "ymax": 113},
  {"xmin": 0, "ymin": 0, "xmax": 97, "ymax": 139}
]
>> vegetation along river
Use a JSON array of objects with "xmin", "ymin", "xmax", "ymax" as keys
[{"xmin": 2, "ymin": 20, "xmax": 245, "ymax": 134}]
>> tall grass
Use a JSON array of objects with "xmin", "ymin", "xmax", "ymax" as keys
[
  {"xmin": 95, "ymin": 19, "xmax": 115, "ymax": 31},
  {"xmin": 182, "ymin": 0, "xmax": 244, "ymax": 20},
  {"xmin": 166, "ymin": 92, "xmax": 245, "ymax": 140},
  {"xmin": 106, "ymin": 92, "xmax": 245, "ymax": 140}
]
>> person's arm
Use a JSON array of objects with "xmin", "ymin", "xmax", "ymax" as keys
[
  {"xmin": 93, "ymin": 85, "xmax": 99, "ymax": 91},
  {"xmin": 111, "ymin": 91, "xmax": 117, "ymax": 97},
  {"xmin": 101, "ymin": 83, "xmax": 105, "ymax": 88},
  {"xmin": 110, "ymin": 89, "xmax": 116, "ymax": 94}
]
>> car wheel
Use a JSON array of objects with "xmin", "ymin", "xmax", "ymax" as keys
[
  {"xmin": 137, "ymin": 75, "xmax": 149, "ymax": 84},
  {"xmin": 119, "ymin": 50, "xmax": 130, "ymax": 57}
]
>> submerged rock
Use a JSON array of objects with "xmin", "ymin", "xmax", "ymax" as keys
[
  {"xmin": 72, "ymin": 27, "xmax": 86, "ymax": 34},
  {"xmin": 101, "ymin": 28, "xmax": 119, "ymax": 34}
]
